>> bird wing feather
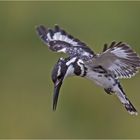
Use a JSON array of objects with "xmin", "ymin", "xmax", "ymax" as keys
[
  {"xmin": 36, "ymin": 25, "xmax": 95, "ymax": 60},
  {"xmin": 91, "ymin": 41, "xmax": 140, "ymax": 78}
]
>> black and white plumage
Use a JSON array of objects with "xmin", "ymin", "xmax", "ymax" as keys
[
  {"xmin": 36, "ymin": 25, "xmax": 95, "ymax": 61},
  {"xmin": 36, "ymin": 24, "xmax": 140, "ymax": 115}
]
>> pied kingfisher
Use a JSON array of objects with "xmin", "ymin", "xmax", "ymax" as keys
[{"xmin": 36, "ymin": 24, "xmax": 140, "ymax": 115}]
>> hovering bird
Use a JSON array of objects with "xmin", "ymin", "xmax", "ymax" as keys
[{"xmin": 36, "ymin": 24, "xmax": 140, "ymax": 115}]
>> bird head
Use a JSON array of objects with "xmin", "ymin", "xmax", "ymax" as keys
[
  {"xmin": 51, "ymin": 57, "xmax": 85, "ymax": 110},
  {"xmin": 51, "ymin": 57, "xmax": 72, "ymax": 110}
]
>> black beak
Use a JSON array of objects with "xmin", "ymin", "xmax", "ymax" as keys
[{"xmin": 53, "ymin": 79, "xmax": 63, "ymax": 111}]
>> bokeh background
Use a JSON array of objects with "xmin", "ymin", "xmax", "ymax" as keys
[{"xmin": 1, "ymin": 1, "xmax": 140, "ymax": 138}]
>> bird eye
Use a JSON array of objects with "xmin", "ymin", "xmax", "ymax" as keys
[{"xmin": 57, "ymin": 75, "xmax": 61, "ymax": 79}]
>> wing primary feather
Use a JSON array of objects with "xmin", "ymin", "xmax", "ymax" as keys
[
  {"xmin": 67, "ymin": 34, "xmax": 74, "ymax": 40},
  {"xmin": 114, "ymin": 41, "xmax": 123, "ymax": 47},
  {"xmin": 60, "ymin": 29, "xmax": 66, "ymax": 35},
  {"xmin": 103, "ymin": 43, "xmax": 108, "ymax": 52},
  {"xmin": 48, "ymin": 29, "xmax": 54, "ymax": 38},
  {"xmin": 54, "ymin": 24, "xmax": 60, "ymax": 32},
  {"xmin": 36, "ymin": 25, "xmax": 48, "ymax": 38},
  {"xmin": 109, "ymin": 41, "xmax": 116, "ymax": 48}
]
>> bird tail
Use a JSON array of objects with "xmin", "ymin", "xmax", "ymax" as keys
[{"xmin": 114, "ymin": 83, "xmax": 138, "ymax": 115}]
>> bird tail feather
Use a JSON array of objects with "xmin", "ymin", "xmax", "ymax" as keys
[{"xmin": 114, "ymin": 83, "xmax": 138, "ymax": 115}]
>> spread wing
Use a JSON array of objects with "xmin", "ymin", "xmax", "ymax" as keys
[
  {"xmin": 36, "ymin": 25, "xmax": 95, "ymax": 61},
  {"xmin": 92, "ymin": 41, "xmax": 140, "ymax": 78}
]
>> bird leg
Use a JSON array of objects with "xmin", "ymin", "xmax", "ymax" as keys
[{"xmin": 104, "ymin": 88, "xmax": 113, "ymax": 95}]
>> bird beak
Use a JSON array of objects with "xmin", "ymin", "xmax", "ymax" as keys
[{"xmin": 53, "ymin": 79, "xmax": 63, "ymax": 111}]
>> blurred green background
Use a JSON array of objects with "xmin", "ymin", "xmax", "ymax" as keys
[{"xmin": 1, "ymin": 1, "xmax": 140, "ymax": 138}]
